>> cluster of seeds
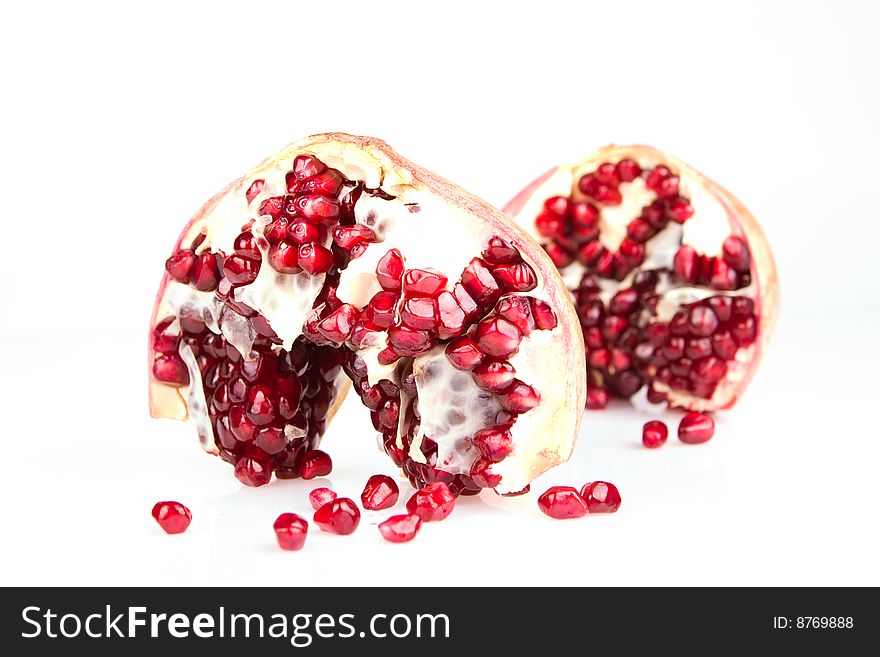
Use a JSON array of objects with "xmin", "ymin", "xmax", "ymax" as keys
[
  {"xmin": 641, "ymin": 412, "xmax": 715, "ymax": 448},
  {"xmin": 537, "ymin": 481, "xmax": 622, "ymax": 520}
]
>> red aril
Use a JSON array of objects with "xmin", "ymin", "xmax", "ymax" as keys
[
  {"xmin": 361, "ymin": 474, "xmax": 399, "ymax": 511},
  {"xmin": 537, "ymin": 486, "xmax": 589, "ymax": 519},
  {"xmin": 406, "ymin": 482, "xmax": 456, "ymax": 521},
  {"xmin": 150, "ymin": 134, "xmax": 585, "ymax": 496},
  {"xmin": 378, "ymin": 514, "xmax": 422, "ymax": 543},
  {"xmin": 580, "ymin": 481, "xmax": 622, "ymax": 513},
  {"xmin": 678, "ymin": 412, "xmax": 715, "ymax": 444},
  {"xmin": 152, "ymin": 501, "xmax": 192, "ymax": 534},
  {"xmin": 313, "ymin": 498, "xmax": 361, "ymax": 535},
  {"xmin": 505, "ymin": 145, "xmax": 779, "ymax": 413},
  {"xmin": 642, "ymin": 420, "xmax": 668, "ymax": 448},
  {"xmin": 273, "ymin": 513, "xmax": 308, "ymax": 550},
  {"xmin": 308, "ymin": 487, "xmax": 336, "ymax": 510}
]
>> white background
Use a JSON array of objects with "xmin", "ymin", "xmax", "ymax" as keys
[{"xmin": 1, "ymin": 0, "xmax": 878, "ymax": 586}]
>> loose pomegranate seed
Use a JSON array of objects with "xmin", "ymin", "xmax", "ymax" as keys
[
  {"xmin": 273, "ymin": 513, "xmax": 308, "ymax": 550},
  {"xmin": 361, "ymin": 474, "xmax": 399, "ymax": 510},
  {"xmin": 642, "ymin": 420, "xmax": 668, "ymax": 448},
  {"xmin": 537, "ymin": 486, "xmax": 588, "ymax": 519},
  {"xmin": 152, "ymin": 501, "xmax": 192, "ymax": 534},
  {"xmin": 406, "ymin": 482, "xmax": 456, "ymax": 522},
  {"xmin": 580, "ymin": 481, "xmax": 622, "ymax": 513},
  {"xmin": 313, "ymin": 498, "xmax": 361, "ymax": 535},
  {"xmin": 678, "ymin": 412, "xmax": 715, "ymax": 444},
  {"xmin": 309, "ymin": 487, "xmax": 337, "ymax": 510},
  {"xmin": 299, "ymin": 449, "xmax": 332, "ymax": 479},
  {"xmin": 378, "ymin": 514, "xmax": 422, "ymax": 543}
]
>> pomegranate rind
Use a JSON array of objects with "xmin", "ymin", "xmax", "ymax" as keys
[
  {"xmin": 149, "ymin": 134, "xmax": 585, "ymax": 491},
  {"xmin": 504, "ymin": 145, "xmax": 779, "ymax": 411}
]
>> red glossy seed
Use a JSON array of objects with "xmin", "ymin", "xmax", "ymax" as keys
[
  {"xmin": 223, "ymin": 254, "xmax": 260, "ymax": 287},
  {"xmin": 399, "ymin": 297, "xmax": 438, "ymax": 330},
  {"xmin": 580, "ymin": 481, "xmax": 622, "ymax": 513},
  {"xmin": 165, "ymin": 250, "xmax": 195, "ymax": 282},
  {"xmin": 268, "ymin": 242, "xmax": 301, "ymax": 274},
  {"xmin": 445, "ymin": 336, "xmax": 484, "ymax": 370},
  {"xmin": 722, "ymin": 235, "xmax": 751, "ymax": 273},
  {"xmin": 273, "ymin": 513, "xmax": 308, "ymax": 550},
  {"xmin": 460, "ymin": 258, "xmax": 501, "ymax": 304},
  {"xmin": 499, "ymin": 381, "xmax": 541, "ymax": 413},
  {"xmin": 299, "ymin": 449, "xmax": 332, "ymax": 479},
  {"xmin": 678, "ymin": 412, "xmax": 715, "ymax": 444},
  {"xmin": 687, "ymin": 305, "xmax": 719, "ymax": 337},
  {"xmin": 152, "ymin": 354, "xmax": 189, "ymax": 385},
  {"xmin": 189, "ymin": 252, "xmax": 222, "ymax": 291},
  {"xmin": 152, "ymin": 501, "xmax": 192, "ymax": 534},
  {"xmin": 378, "ymin": 514, "xmax": 422, "ymax": 543},
  {"xmin": 474, "ymin": 317, "xmax": 522, "ymax": 359},
  {"xmin": 482, "ymin": 236, "xmax": 521, "ymax": 264},
  {"xmin": 297, "ymin": 243, "xmax": 334, "ymax": 275},
  {"xmin": 309, "ymin": 487, "xmax": 337, "ymax": 510},
  {"xmin": 493, "ymin": 262, "xmax": 537, "ymax": 292},
  {"xmin": 403, "ymin": 268, "xmax": 448, "ymax": 297},
  {"xmin": 537, "ymin": 486, "xmax": 589, "ymax": 519},
  {"xmin": 642, "ymin": 420, "xmax": 668, "ymax": 448},
  {"xmin": 234, "ymin": 455, "xmax": 272, "ymax": 487},
  {"xmin": 615, "ymin": 158, "xmax": 642, "ymax": 182},
  {"xmin": 361, "ymin": 474, "xmax": 400, "ymax": 511},
  {"xmin": 313, "ymin": 498, "xmax": 361, "ymax": 535},
  {"xmin": 469, "ymin": 458, "xmax": 502, "ymax": 489},
  {"xmin": 406, "ymin": 482, "xmax": 456, "ymax": 522},
  {"xmin": 472, "ymin": 360, "xmax": 516, "ymax": 392},
  {"xmin": 376, "ymin": 249, "xmax": 405, "ymax": 291},
  {"xmin": 472, "ymin": 425, "xmax": 514, "ymax": 462}
]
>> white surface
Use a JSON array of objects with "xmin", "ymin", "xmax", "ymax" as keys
[{"xmin": 1, "ymin": 0, "xmax": 878, "ymax": 586}]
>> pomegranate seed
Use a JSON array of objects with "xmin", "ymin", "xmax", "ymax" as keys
[
  {"xmin": 223, "ymin": 254, "xmax": 260, "ymax": 287},
  {"xmin": 387, "ymin": 326, "xmax": 435, "ymax": 356},
  {"xmin": 571, "ymin": 202, "xmax": 599, "ymax": 227},
  {"xmin": 445, "ymin": 336, "xmax": 484, "ymax": 370},
  {"xmin": 586, "ymin": 387, "xmax": 609, "ymax": 410},
  {"xmin": 493, "ymin": 262, "xmax": 537, "ymax": 292},
  {"xmin": 710, "ymin": 258, "xmax": 739, "ymax": 291},
  {"xmin": 482, "ymin": 236, "xmax": 521, "ymax": 264},
  {"xmin": 722, "ymin": 235, "xmax": 751, "ymax": 272},
  {"xmin": 234, "ymin": 231, "xmax": 261, "ymax": 260},
  {"xmin": 378, "ymin": 514, "xmax": 422, "ymax": 543},
  {"xmin": 297, "ymin": 243, "xmax": 334, "ymax": 275},
  {"xmin": 472, "ymin": 360, "xmax": 516, "ymax": 392},
  {"xmin": 309, "ymin": 487, "xmax": 337, "ymax": 510},
  {"xmin": 667, "ymin": 197, "xmax": 694, "ymax": 223},
  {"xmin": 646, "ymin": 385, "xmax": 667, "ymax": 404},
  {"xmin": 403, "ymin": 268, "xmax": 447, "ymax": 297},
  {"xmin": 642, "ymin": 420, "xmax": 668, "ymax": 448},
  {"xmin": 678, "ymin": 412, "xmax": 715, "ymax": 444},
  {"xmin": 536, "ymin": 213, "xmax": 566, "ymax": 240},
  {"xmin": 165, "ymin": 250, "xmax": 195, "ymax": 282},
  {"xmin": 732, "ymin": 315, "xmax": 757, "ymax": 345},
  {"xmin": 406, "ymin": 482, "xmax": 456, "ymax": 522},
  {"xmin": 292, "ymin": 154, "xmax": 326, "ymax": 180},
  {"xmin": 673, "ymin": 246, "xmax": 698, "ymax": 283},
  {"xmin": 544, "ymin": 242, "xmax": 574, "ymax": 267},
  {"xmin": 472, "ymin": 425, "xmax": 514, "ymax": 462},
  {"xmin": 499, "ymin": 381, "xmax": 541, "ymax": 413},
  {"xmin": 190, "ymin": 252, "xmax": 222, "ymax": 291},
  {"xmin": 234, "ymin": 455, "xmax": 272, "ymax": 487},
  {"xmin": 580, "ymin": 481, "xmax": 622, "ymax": 513},
  {"xmin": 316, "ymin": 304, "xmax": 359, "ymax": 344},
  {"xmin": 375, "ymin": 249, "xmax": 405, "ymax": 290},
  {"xmin": 469, "ymin": 458, "xmax": 502, "ymax": 489},
  {"xmin": 615, "ymin": 158, "xmax": 642, "ymax": 182},
  {"xmin": 687, "ymin": 305, "xmax": 719, "ymax": 336},
  {"xmin": 529, "ymin": 299, "xmax": 558, "ymax": 330},
  {"xmin": 474, "ymin": 317, "xmax": 522, "ymax": 358},
  {"xmin": 313, "ymin": 498, "xmax": 361, "ymax": 535},
  {"xmin": 288, "ymin": 220, "xmax": 325, "ymax": 245},
  {"xmin": 273, "ymin": 513, "xmax": 308, "ymax": 550},
  {"xmin": 152, "ymin": 501, "xmax": 192, "ymax": 534},
  {"xmin": 268, "ymin": 242, "xmax": 301, "ymax": 274},
  {"xmin": 361, "ymin": 474, "xmax": 399, "ymax": 510},
  {"xmin": 299, "ymin": 449, "xmax": 332, "ymax": 479},
  {"xmin": 537, "ymin": 486, "xmax": 588, "ymax": 519},
  {"xmin": 152, "ymin": 354, "xmax": 189, "ymax": 385},
  {"xmin": 245, "ymin": 179, "xmax": 265, "ymax": 203},
  {"xmin": 399, "ymin": 297, "xmax": 438, "ymax": 330},
  {"xmin": 460, "ymin": 258, "xmax": 501, "ymax": 304}
]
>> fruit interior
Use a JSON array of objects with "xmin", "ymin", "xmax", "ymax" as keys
[
  {"xmin": 515, "ymin": 149, "xmax": 766, "ymax": 411},
  {"xmin": 150, "ymin": 138, "xmax": 580, "ymax": 493}
]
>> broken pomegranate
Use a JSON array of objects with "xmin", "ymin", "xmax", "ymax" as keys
[
  {"xmin": 642, "ymin": 420, "xmax": 668, "ymax": 448},
  {"xmin": 361, "ymin": 474, "xmax": 399, "ymax": 511},
  {"xmin": 151, "ymin": 501, "xmax": 192, "ymax": 534},
  {"xmin": 678, "ymin": 412, "xmax": 715, "ymax": 444},
  {"xmin": 378, "ymin": 514, "xmax": 422, "ymax": 543},
  {"xmin": 406, "ymin": 482, "xmax": 456, "ymax": 521},
  {"xmin": 580, "ymin": 481, "xmax": 622, "ymax": 513},
  {"xmin": 273, "ymin": 513, "xmax": 308, "ymax": 550},
  {"xmin": 308, "ymin": 487, "xmax": 336, "ymax": 510},
  {"xmin": 149, "ymin": 134, "xmax": 585, "ymax": 494},
  {"xmin": 505, "ymin": 145, "xmax": 779, "ymax": 412},
  {"xmin": 313, "ymin": 498, "xmax": 361, "ymax": 535},
  {"xmin": 537, "ymin": 486, "xmax": 589, "ymax": 519}
]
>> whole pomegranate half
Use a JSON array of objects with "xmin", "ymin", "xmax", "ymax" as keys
[
  {"xmin": 149, "ymin": 134, "xmax": 585, "ymax": 494},
  {"xmin": 504, "ymin": 145, "xmax": 778, "ymax": 412}
]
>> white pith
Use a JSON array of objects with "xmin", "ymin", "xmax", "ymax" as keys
[
  {"xmin": 152, "ymin": 138, "xmax": 581, "ymax": 493},
  {"xmin": 512, "ymin": 152, "xmax": 758, "ymax": 411}
]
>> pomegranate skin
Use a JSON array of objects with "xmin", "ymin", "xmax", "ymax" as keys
[
  {"xmin": 149, "ymin": 134, "xmax": 586, "ymax": 494},
  {"xmin": 504, "ymin": 145, "xmax": 779, "ymax": 412}
]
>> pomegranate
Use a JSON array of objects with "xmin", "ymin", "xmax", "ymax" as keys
[
  {"xmin": 678, "ymin": 412, "xmax": 715, "ymax": 444},
  {"xmin": 149, "ymin": 134, "xmax": 585, "ymax": 495},
  {"xmin": 505, "ymin": 145, "xmax": 779, "ymax": 412},
  {"xmin": 151, "ymin": 501, "xmax": 192, "ymax": 534}
]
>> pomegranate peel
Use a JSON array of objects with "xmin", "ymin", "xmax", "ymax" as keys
[
  {"xmin": 505, "ymin": 145, "xmax": 779, "ymax": 413},
  {"xmin": 149, "ymin": 134, "xmax": 585, "ymax": 494}
]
